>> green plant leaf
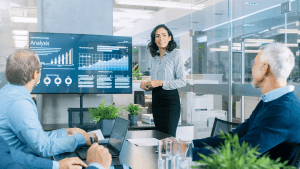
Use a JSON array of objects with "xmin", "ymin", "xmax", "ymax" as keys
[
  {"xmin": 123, "ymin": 103, "xmax": 142, "ymax": 115},
  {"xmin": 194, "ymin": 132, "xmax": 295, "ymax": 169},
  {"xmin": 88, "ymin": 99, "xmax": 123, "ymax": 122}
]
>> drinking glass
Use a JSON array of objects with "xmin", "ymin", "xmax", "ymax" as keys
[
  {"xmin": 165, "ymin": 138, "xmax": 173, "ymax": 169},
  {"xmin": 158, "ymin": 140, "xmax": 165, "ymax": 169},
  {"xmin": 176, "ymin": 140, "xmax": 193, "ymax": 169},
  {"xmin": 165, "ymin": 138, "xmax": 173, "ymax": 157},
  {"xmin": 171, "ymin": 138, "xmax": 180, "ymax": 169}
]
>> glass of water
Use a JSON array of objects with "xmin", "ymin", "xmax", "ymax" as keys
[
  {"xmin": 158, "ymin": 140, "xmax": 165, "ymax": 169},
  {"xmin": 177, "ymin": 140, "xmax": 192, "ymax": 169},
  {"xmin": 165, "ymin": 138, "xmax": 173, "ymax": 157}
]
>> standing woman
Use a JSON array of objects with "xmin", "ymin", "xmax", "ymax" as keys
[{"xmin": 140, "ymin": 24, "xmax": 186, "ymax": 137}]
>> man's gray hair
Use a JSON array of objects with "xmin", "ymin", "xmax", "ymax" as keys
[
  {"xmin": 5, "ymin": 49, "xmax": 40, "ymax": 85},
  {"xmin": 259, "ymin": 43, "xmax": 295, "ymax": 82}
]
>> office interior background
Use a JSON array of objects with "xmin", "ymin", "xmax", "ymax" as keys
[{"xmin": 0, "ymin": 0, "xmax": 300, "ymax": 140}]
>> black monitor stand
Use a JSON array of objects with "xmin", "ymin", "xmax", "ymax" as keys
[{"xmin": 80, "ymin": 94, "xmax": 84, "ymax": 126}]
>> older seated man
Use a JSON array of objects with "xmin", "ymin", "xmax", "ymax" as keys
[
  {"xmin": 0, "ymin": 49, "xmax": 99, "ymax": 168},
  {"xmin": 165, "ymin": 43, "xmax": 300, "ymax": 164}
]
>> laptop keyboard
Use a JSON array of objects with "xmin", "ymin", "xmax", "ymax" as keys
[{"xmin": 109, "ymin": 149, "xmax": 117, "ymax": 155}]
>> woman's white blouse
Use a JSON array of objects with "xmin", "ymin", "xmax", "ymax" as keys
[{"xmin": 150, "ymin": 49, "xmax": 186, "ymax": 90}]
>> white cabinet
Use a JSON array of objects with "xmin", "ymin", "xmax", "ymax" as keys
[{"xmin": 193, "ymin": 109, "xmax": 227, "ymax": 139}]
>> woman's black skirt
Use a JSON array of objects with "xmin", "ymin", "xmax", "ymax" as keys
[{"xmin": 152, "ymin": 86, "xmax": 180, "ymax": 137}]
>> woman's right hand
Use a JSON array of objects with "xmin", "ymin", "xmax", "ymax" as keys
[{"xmin": 140, "ymin": 81, "xmax": 148, "ymax": 90}]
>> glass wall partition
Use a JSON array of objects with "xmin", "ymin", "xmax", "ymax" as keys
[
  {"xmin": 230, "ymin": 0, "xmax": 300, "ymax": 122},
  {"xmin": 181, "ymin": 0, "xmax": 230, "ymax": 139},
  {"xmin": 126, "ymin": 0, "xmax": 300, "ymax": 139}
]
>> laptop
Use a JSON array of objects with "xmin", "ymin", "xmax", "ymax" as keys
[{"xmin": 76, "ymin": 117, "xmax": 130, "ymax": 159}]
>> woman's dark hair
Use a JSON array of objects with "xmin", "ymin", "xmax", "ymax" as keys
[{"xmin": 148, "ymin": 24, "xmax": 177, "ymax": 57}]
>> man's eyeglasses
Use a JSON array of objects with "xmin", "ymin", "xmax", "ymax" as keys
[{"xmin": 40, "ymin": 65, "xmax": 44, "ymax": 71}]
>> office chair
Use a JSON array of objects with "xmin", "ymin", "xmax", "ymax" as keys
[
  {"xmin": 210, "ymin": 117, "xmax": 240, "ymax": 137},
  {"xmin": 291, "ymin": 146, "xmax": 300, "ymax": 168}
]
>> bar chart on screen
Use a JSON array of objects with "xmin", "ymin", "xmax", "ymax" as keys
[
  {"xmin": 47, "ymin": 48, "xmax": 73, "ymax": 65},
  {"xmin": 30, "ymin": 47, "xmax": 75, "ymax": 70}
]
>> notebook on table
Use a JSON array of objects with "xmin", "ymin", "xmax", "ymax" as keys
[{"xmin": 76, "ymin": 117, "xmax": 130, "ymax": 159}]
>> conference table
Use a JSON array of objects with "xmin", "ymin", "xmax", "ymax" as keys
[{"xmin": 53, "ymin": 130, "xmax": 171, "ymax": 169}]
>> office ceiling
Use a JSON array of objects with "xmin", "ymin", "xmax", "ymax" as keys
[{"xmin": 0, "ymin": 0, "xmax": 299, "ymax": 72}]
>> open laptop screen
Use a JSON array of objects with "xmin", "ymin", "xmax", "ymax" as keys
[{"xmin": 108, "ymin": 117, "xmax": 130, "ymax": 152}]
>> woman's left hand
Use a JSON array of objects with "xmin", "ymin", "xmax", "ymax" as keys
[{"xmin": 145, "ymin": 80, "xmax": 163, "ymax": 88}]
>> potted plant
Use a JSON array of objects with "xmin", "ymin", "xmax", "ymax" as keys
[
  {"xmin": 193, "ymin": 132, "xmax": 294, "ymax": 169},
  {"xmin": 88, "ymin": 99, "xmax": 123, "ymax": 136},
  {"xmin": 123, "ymin": 103, "xmax": 142, "ymax": 125},
  {"xmin": 132, "ymin": 64, "xmax": 142, "ymax": 80}
]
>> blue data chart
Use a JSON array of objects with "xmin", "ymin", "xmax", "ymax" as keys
[{"xmin": 78, "ymin": 53, "xmax": 129, "ymax": 71}]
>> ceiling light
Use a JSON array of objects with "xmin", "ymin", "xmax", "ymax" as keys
[
  {"xmin": 244, "ymin": 2, "xmax": 258, "ymax": 5},
  {"xmin": 244, "ymin": 39, "xmax": 275, "ymax": 43},
  {"xmin": 271, "ymin": 21, "xmax": 298, "ymax": 30},
  {"xmin": 113, "ymin": 22, "xmax": 135, "ymax": 27},
  {"xmin": 233, "ymin": 47, "xmax": 241, "ymax": 50},
  {"xmin": 277, "ymin": 29, "xmax": 299, "ymax": 34},
  {"xmin": 258, "ymin": 29, "xmax": 269, "ymax": 34},
  {"xmin": 11, "ymin": 17, "xmax": 37, "ymax": 23},
  {"xmin": 115, "ymin": 0, "xmax": 204, "ymax": 10},
  {"xmin": 10, "ymin": 7, "xmax": 37, "ymax": 13},
  {"xmin": 203, "ymin": 0, "xmax": 296, "ymax": 32},
  {"xmin": 12, "ymin": 30, "xmax": 28, "ymax": 36},
  {"xmin": 15, "ymin": 41, "xmax": 28, "ymax": 45},
  {"xmin": 286, "ymin": 44, "xmax": 298, "ymax": 47},
  {"xmin": 114, "ymin": 11, "xmax": 153, "ymax": 19},
  {"xmin": 210, "ymin": 48, "xmax": 228, "ymax": 52},
  {"xmin": 174, "ymin": 31, "xmax": 189, "ymax": 38},
  {"xmin": 245, "ymin": 43, "xmax": 262, "ymax": 47},
  {"xmin": 243, "ymin": 24, "xmax": 255, "ymax": 27},
  {"xmin": 241, "ymin": 34, "xmax": 255, "ymax": 38},
  {"xmin": 15, "ymin": 44, "xmax": 27, "ymax": 48},
  {"xmin": 15, "ymin": 42, "xmax": 28, "ymax": 48},
  {"xmin": 197, "ymin": 36, "xmax": 207, "ymax": 43},
  {"xmin": 245, "ymin": 50, "xmax": 261, "ymax": 53},
  {"xmin": 217, "ymin": 45, "xmax": 241, "ymax": 50},
  {"xmin": 233, "ymin": 43, "xmax": 241, "ymax": 47},
  {"xmin": 116, "ymin": 8, "xmax": 153, "ymax": 14},
  {"xmin": 13, "ymin": 36, "xmax": 28, "ymax": 41}
]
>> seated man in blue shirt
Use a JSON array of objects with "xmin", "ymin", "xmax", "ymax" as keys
[
  {"xmin": 165, "ymin": 43, "xmax": 300, "ymax": 164},
  {"xmin": 0, "ymin": 135, "xmax": 112, "ymax": 169},
  {"xmin": 0, "ymin": 49, "xmax": 99, "ymax": 165}
]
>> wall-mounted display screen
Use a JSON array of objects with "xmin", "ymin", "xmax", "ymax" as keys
[{"xmin": 29, "ymin": 32, "xmax": 132, "ymax": 94}]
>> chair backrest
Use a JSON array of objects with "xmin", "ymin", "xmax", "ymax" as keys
[
  {"xmin": 210, "ymin": 117, "xmax": 241, "ymax": 137},
  {"xmin": 292, "ymin": 146, "xmax": 300, "ymax": 168}
]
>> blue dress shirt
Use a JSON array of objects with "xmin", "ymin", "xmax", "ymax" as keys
[
  {"xmin": 1, "ymin": 134, "xmax": 109, "ymax": 169},
  {"xmin": 151, "ymin": 50, "xmax": 186, "ymax": 90},
  {"xmin": 261, "ymin": 85, "xmax": 295, "ymax": 102},
  {"xmin": 0, "ymin": 83, "xmax": 86, "ymax": 168}
]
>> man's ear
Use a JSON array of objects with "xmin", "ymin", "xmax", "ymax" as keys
[
  {"xmin": 31, "ymin": 70, "xmax": 39, "ymax": 80},
  {"xmin": 261, "ymin": 62, "xmax": 270, "ymax": 76}
]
